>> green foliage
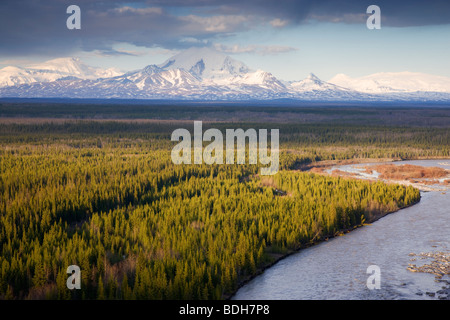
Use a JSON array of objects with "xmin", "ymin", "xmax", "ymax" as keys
[
  {"xmin": 3, "ymin": 105, "xmax": 443, "ymax": 300},
  {"xmin": 0, "ymin": 122, "xmax": 422, "ymax": 300}
]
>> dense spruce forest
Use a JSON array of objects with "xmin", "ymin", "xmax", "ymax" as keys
[{"xmin": 0, "ymin": 103, "xmax": 448, "ymax": 300}]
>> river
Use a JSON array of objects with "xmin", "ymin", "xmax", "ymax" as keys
[{"xmin": 232, "ymin": 160, "xmax": 450, "ymax": 300}]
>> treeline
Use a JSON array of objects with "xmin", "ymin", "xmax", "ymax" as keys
[
  {"xmin": 1, "ymin": 121, "xmax": 449, "ymax": 165},
  {"xmin": 0, "ymin": 136, "xmax": 420, "ymax": 299},
  {"xmin": 1, "ymin": 102, "xmax": 449, "ymax": 126}
]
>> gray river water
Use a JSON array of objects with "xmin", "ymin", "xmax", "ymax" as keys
[{"xmin": 233, "ymin": 160, "xmax": 450, "ymax": 300}]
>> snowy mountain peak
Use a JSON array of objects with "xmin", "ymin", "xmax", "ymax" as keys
[
  {"xmin": 158, "ymin": 47, "xmax": 250, "ymax": 80},
  {"xmin": 142, "ymin": 65, "xmax": 163, "ymax": 75},
  {"xmin": 329, "ymin": 72, "xmax": 450, "ymax": 93},
  {"xmin": 159, "ymin": 47, "xmax": 226, "ymax": 70},
  {"xmin": 289, "ymin": 73, "xmax": 347, "ymax": 93},
  {"xmin": 30, "ymin": 57, "xmax": 90, "ymax": 75},
  {"xmin": 305, "ymin": 73, "xmax": 321, "ymax": 82},
  {"xmin": 329, "ymin": 73, "xmax": 350, "ymax": 82},
  {"xmin": 0, "ymin": 57, "xmax": 123, "ymax": 88},
  {"xmin": 1, "ymin": 47, "xmax": 450, "ymax": 101}
]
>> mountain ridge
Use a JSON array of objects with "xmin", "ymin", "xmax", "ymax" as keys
[
  {"xmin": 1, "ymin": 48, "xmax": 450, "ymax": 101},
  {"xmin": 0, "ymin": 57, "xmax": 123, "ymax": 88}
]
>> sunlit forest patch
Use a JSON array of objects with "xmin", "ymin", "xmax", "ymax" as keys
[{"xmin": 0, "ymin": 104, "xmax": 448, "ymax": 300}]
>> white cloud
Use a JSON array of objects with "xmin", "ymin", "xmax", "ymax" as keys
[
  {"xmin": 214, "ymin": 44, "xmax": 298, "ymax": 55},
  {"xmin": 179, "ymin": 37, "xmax": 210, "ymax": 45},
  {"xmin": 270, "ymin": 18, "xmax": 290, "ymax": 28},
  {"xmin": 308, "ymin": 13, "xmax": 366, "ymax": 24},
  {"xmin": 112, "ymin": 6, "xmax": 163, "ymax": 15},
  {"xmin": 181, "ymin": 14, "xmax": 250, "ymax": 32}
]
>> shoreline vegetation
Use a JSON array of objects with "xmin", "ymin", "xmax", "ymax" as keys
[
  {"xmin": 229, "ymin": 157, "xmax": 447, "ymax": 299},
  {"xmin": 0, "ymin": 104, "xmax": 449, "ymax": 300},
  {"xmin": 228, "ymin": 187, "xmax": 422, "ymax": 300},
  {"xmin": 230, "ymin": 158, "xmax": 450, "ymax": 299}
]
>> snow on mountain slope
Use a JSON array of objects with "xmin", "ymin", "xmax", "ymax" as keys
[
  {"xmin": 206, "ymin": 69, "xmax": 286, "ymax": 92},
  {"xmin": 107, "ymin": 48, "xmax": 285, "ymax": 93},
  {"xmin": 290, "ymin": 73, "xmax": 350, "ymax": 92},
  {"xmin": 0, "ymin": 58, "xmax": 123, "ymax": 88},
  {"xmin": 115, "ymin": 65, "xmax": 200, "ymax": 90},
  {"xmin": 29, "ymin": 57, "xmax": 121, "ymax": 79},
  {"xmin": 1, "ymin": 48, "xmax": 450, "ymax": 101},
  {"xmin": 158, "ymin": 47, "xmax": 250, "ymax": 81},
  {"xmin": 329, "ymin": 72, "xmax": 450, "ymax": 93},
  {"xmin": 286, "ymin": 73, "xmax": 372, "ymax": 100},
  {"xmin": 0, "ymin": 66, "xmax": 63, "ymax": 87}
]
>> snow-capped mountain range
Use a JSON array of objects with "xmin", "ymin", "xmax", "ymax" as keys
[
  {"xmin": 1, "ymin": 47, "xmax": 449, "ymax": 101},
  {"xmin": 0, "ymin": 57, "xmax": 122, "ymax": 88}
]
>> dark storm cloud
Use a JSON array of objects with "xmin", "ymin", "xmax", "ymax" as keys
[
  {"xmin": 146, "ymin": 0, "xmax": 450, "ymax": 26},
  {"xmin": 1, "ymin": 0, "xmax": 449, "ymax": 56},
  {"xmin": 0, "ymin": 0, "xmax": 258, "ymax": 56}
]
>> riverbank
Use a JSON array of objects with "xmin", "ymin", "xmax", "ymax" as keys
[
  {"xmin": 227, "ymin": 181, "xmax": 422, "ymax": 300},
  {"xmin": 304, "ymin": 157, "xmax": 450, "ymax": 192},
  {"xmin": 298, "ymin": 157, "xmax": 450, "ymax": 172},
  {"xmin": 231, "ymin": 157, "xmax": 450, "ymax": 300}
]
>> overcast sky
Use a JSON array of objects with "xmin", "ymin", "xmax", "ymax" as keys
[{"xmin": 1, "ymin": 0, "xmax": 450, "ymax": 80}]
